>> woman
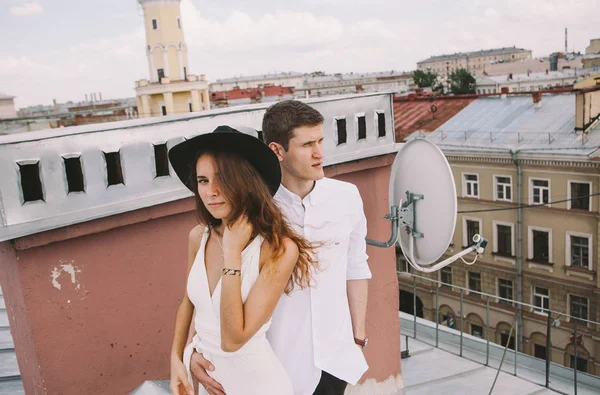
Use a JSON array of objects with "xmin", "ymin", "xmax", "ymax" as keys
[{"xmin": 168, "ymin": 126, "xmax": 316, "ymax": 395}]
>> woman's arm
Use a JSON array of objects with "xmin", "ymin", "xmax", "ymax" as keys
[
  {"xmin": 219, "ymin": 236, "xmax": 299, "ymax": 352},
  {"xmin": 170, "ymin": 225, "xmax": 204, "ymax": 361}
]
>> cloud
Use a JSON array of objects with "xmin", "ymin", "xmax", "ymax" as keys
[{"xmin": 11, "ymin": 1, "xmax": 43, "ymax": 16}]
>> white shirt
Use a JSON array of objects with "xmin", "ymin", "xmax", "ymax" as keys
[{"xmin": 267, "ymin": 178, "xmax": 372, "ymax": 395}]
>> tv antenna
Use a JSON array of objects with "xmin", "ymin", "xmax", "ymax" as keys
[{"xmin": 366, "ymin": 138, "xmax": 488, "ymax": 272}]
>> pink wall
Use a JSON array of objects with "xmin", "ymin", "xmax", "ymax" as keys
[
  {"xmin": 0, "ymin": 155, "xmax": 400, "ymax": 394},
  {"xmin": 326, "ymin": 154, "xmax": 400, "ymax": 382}
]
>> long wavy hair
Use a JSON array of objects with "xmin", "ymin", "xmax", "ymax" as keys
[{"xmin": 189, "ymin": 150, "xmax": 316, "ymax": 293}]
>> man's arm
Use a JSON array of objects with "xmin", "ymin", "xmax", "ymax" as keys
[{"xmin": 346, "ymin": 187, "xmax": 371, "ymax": 341}]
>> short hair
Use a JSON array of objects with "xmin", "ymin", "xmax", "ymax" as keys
[{"xmin": 262, "ymin": 100, "xmax": 324, "ymax": 150}]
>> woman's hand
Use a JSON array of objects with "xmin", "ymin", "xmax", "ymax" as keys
[
  {"xmin": 222, "ymin": 216, "xmax": 252, "ymax": 256},
  {"xmin": 170, "ymin": 357, "xmax": 194, "ymax": 395}
]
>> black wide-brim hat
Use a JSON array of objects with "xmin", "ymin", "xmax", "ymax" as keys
[{"xmin": 168, "ymin": 125, "xmax": 281, "ymax": 196}]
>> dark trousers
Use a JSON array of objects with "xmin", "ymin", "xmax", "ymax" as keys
[{"xmin": 312, "ymin": 371, "xmax": 348, "ymax": 395}]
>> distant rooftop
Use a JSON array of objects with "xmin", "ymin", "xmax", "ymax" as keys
[
  {"xmin": 213, "ymin": 72, "xmax": 303, "ymax": 84},
  {"xmin": 0, "ymin": 95, "xmax": 15, "ymax": 101},
  {"xmin": 477, "ymin": 68, "xmax": 600, "ymax": 85},
  {"xmin": 408, "ymin": 92, "xmax": 600, "ymax": 157},
  {"xmin": 419, "ymin": 46, "xmax": 531, "ymax": 64}
]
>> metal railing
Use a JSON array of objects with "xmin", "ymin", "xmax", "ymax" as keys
[{"xmin": 399, "ymin": 272, "xmax": 600, "ymax": 395}]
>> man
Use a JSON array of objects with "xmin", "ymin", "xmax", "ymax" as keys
[{"xmin": 190, "ymin": 100, "xmax": 371, "ymax": 395}]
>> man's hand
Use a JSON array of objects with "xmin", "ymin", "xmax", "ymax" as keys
[{"xmin": 189, "ymin": 351, "xmax": 226, "ymax": 395}]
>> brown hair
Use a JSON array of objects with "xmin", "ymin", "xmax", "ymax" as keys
[
  {"xmin": 262, "ymin": 100, "xmax": 324, "ymax": 150},
  {"xmin": 190, "ymin": 151, "xmax": 316, "ymax": 293}
]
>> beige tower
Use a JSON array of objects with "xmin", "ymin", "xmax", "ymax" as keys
[{"xmin": 135, "ymin": 0, "xmax": 210, "ymax": 117}]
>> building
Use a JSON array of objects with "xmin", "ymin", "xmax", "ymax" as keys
[
  {"xmin": 210, "ymin": 72, "xmax": 304, "ymax": 92},
  {"xmin": 583, "ymin": 54, "xmax": 600, "ymax": 69},
  {"xmin": 0, "ymin": 95, "xmax": 17, "ymax": 119},
  {"xmin": 399, "ymin": 88, "xmax": 600, "ymax": 376},
  {"xmin": 418, "ymin": 47, "xmax": 532, "ymax": 77},
  {"xmin": 297, "ymin": 71, "xmax": 413, "ymax": 98},
  {"xmin": 209, "ymin": 85, "xmax": 294, "ymax": 108},
  {"xmin": 585, "ymin": 38, "xmax": 600, "ymax": 55},
  {"xmin": 475, "ymin": 68, "xmax": 600, "ymax": 94},
  {"xmin": 134, "ymin": 0, "xmax": 210, "ymax": 117},
  {"xmin": 483, "ymin": 57, "xmax": 583, "ymax": 77},
  {"xmin": 209, "ymin": 70, "xmax": 413, "ymax": 105},
  {"xmin": 2, "ymin": 97, "xmax": 138, "ymax": 135},
  {"xmin": 0, "ymin": 93, "xmax": 402, "ymax": 394}
]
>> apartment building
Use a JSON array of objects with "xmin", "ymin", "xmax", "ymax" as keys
[
  {"xmin": 398, "ymin": 88, "xmax": 600, "ymax": 376},
  {"xmin": 417, "ymin": 47, "xmax": 532, "ymax": 78}
]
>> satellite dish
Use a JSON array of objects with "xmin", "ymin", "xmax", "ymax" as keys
[
  {"xmin": 389, "ymin": 138, "xmax": 457, "ymax": 265},
  {"xmin": 366, "ymin": 138, "xmax": 488, "ymax": 272}
]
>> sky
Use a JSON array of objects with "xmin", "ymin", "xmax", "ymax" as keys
[{"xmin": 1, "ymin": 0, "xmax": 599, "ymax": 109}]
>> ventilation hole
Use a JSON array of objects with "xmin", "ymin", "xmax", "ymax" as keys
[
  {"xmin": 336, "ymin": 118, "xmax": 347, "ymax": 145},
  {"xmin": 64, "ymin": 157, "xmax": 84, "ymax": 193},
  {"xmin": 357, "ymin": 116, "xmax": 367, "ymax": 140},
  {"xmin": 153, "ymin": 144, "xmax": 170, "ymax": 177},
  {"xmin": 377, "ymin": 112, "xmax": 386, "ymax": 137},
  {"xmin": 19, "ymin": 162, "xmax": 44, "ymax": 202},
  {"xmin": 104, "ymin": 151, "xmax": 124, "ymax": 186},
  {"xmin": 257, "ymin": 131, "xmax": 264, "ymax": 142}
]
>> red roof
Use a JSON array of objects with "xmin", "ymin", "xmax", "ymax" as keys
[
  {"xmin": 210, "ymin": 85, "xmax": 294, "ymax": 103},
  {"xmin": 393, "ymin": 96, "xmax": 475, "ymax": 142}
]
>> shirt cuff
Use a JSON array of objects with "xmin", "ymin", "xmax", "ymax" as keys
[{"xmin": 347, "ymin": 261, "xmax": 372, "ymax": 280}]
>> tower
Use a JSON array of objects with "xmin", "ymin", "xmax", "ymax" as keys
[{"xmin": 135, "ymin": 0, "xmax": 210, "ymax": 118}]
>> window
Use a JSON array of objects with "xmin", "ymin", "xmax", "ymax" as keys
[
  {"xmin": 465, "ymin": 219, "xmax": 480, "ymax": 246},
  {"xmin": 18, "ymin": 162, "xmax": 44, "ymax": 202},
  {"xmin": 183, "ymin": 67, "xmax": 187, "ymax": 81},
  {"xmin": 498, "ymin": 279, "xmax": 513, "ymax": 305},
  {"xmin": 495, "ymin": 176, "xmax": 512, "ymax": 201},
  {"xmin": 157, "ymin": 68, "xmax": 165, "ymax": 81},
  {"xmin": 153, "ymin": 144, "xmax": 170, "ymax": 178},
  {"xmin": 440, "ymin": 267, "xmax": 452, "ymax": 289},
  {"xmin": 177, "ymin": 17, "xmax": 181, "ymax": 29},
  {"xmin": 152, "ymin": 19, "xmax": 158, "ymax": 30},
  {"xmin": 335, "ymin": 118, "xmax": 347, "ymax": 145},
  {"xmin": 468, "ymin": 272, "xmax": 481, "ymax": 295},
  {"xmin": 570, "ymin": 356, "xmax": 588, "ymax": 373},
  {"xmin": 397, "ymin": 256, "xmax": 410, "ymax": 274},
  {"xmin": 533, "ymin": 286, "xmax": 549, "ymax": 314},
  {"xmin": 531, "ymin": 229, "xmax": 550, "ymax": 264},
  {"xmin": 161, "ymin": 106, "xmax": 167, "ymax": 116},
  {"xmin": 531, "ymin": 179, "xmax": 550, "ymax": 205},
  {"xmin": 104, "ymin": 151, "xmax": 124, "ymax": 186},
  {"xmin": 471, "ymin": 324, "xmax": 483, "ymax": 338},
  {"xmin": 357, "ymin": 115, "xmax": 366, "ymax": 140},
  {"xmin": 569, "ymin": 234, "xmax": 590, "ymax": 269},
  {"xmin": 569, "ymin": 181, "xmax": 591, "ymax": 210},
  {"xmin": 188, "ymin": 103, "xmax": 193, "ymax": 112},
  {"xmin": 463, "ymin": 174, "xmax": 479, "ymax": 198},
  {"xmin": 569, "ymin": 295, "xmax": 588, "ymax": 322},
  {"xmin": 534, "ymin": 344, "xmax": 547, "ymax": 360},
  {"xmin": 495, "ymin": 223, "xmax": 513, "ymax": 257},
  {"xmin": 376, "ymin": 112, "xmax": 386, "ymax": 137},
  {"xmin": 501, "ymin": 333, "xmax": 515, "ymax": 350},
  {"xmin": 63, "ymin": 156, "xmax": 85, "ymax": 193}
]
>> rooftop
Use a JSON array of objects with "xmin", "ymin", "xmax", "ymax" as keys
[
  {"xmin": 397, "ymin": 312, "xmax": 600, "ymax": 395},
  {"xmin": 393, "ymin": 96, "xmax": 475, "ymax": 142},
  {"xmin": 0, "ymin": 93, "xmax": 397, "ymax": 242},
  {"xmin": 419, "ymin": 46, "xmax": 531, "ymax": 64},
  {"xmin": 408, "ymin": 92, "xmax": 600, "ymax": 156},
  {"xmin": 0, "ymin": 95, "xmax": 15, "ymax": 101},
  {"xmin": 212, "ymin": 72, "xmax": 303, "ymax": 84},
  {"xmin": 477, "ymin": 67, "xmax": 600, "ymax": 85}
]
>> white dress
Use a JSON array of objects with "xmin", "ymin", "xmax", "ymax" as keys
[{"xmin": 183, "ymin": 228, "xmax": 293, "ymax": 395}]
